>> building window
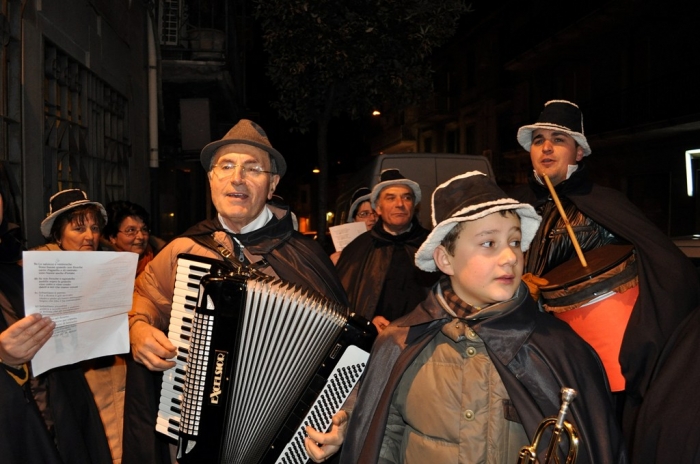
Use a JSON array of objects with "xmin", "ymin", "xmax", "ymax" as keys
[
  {"xmin": 43, "ymin": 43, "xmax": 130, "ymax": 204},
  {"xmin": 446, "ymin": 128, "xmax": 460, "ymax": 153},
  {"xmin": 465, "ymin": 124, "xmax": 476, "ymax": 155},
  {"xmin": 0, "ymin": 2, "xmax": 22, "ymax": 222}
]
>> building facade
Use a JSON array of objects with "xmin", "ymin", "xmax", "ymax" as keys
[
  {"xmin": 370, "ymin": 0, "xmax": 700, "ymax": 237},
  {"xmin": 1, "ymin": 0, "xmax": 150, "ymax": 247}
]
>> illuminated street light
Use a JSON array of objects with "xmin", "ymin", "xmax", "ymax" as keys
[
  {"xmin": 372, "ymin": 110, "xmax": 381, "ymax": 116},
  {"xmin": 312, "ymin": 167, "xmax": 320, "ymax": 174}
]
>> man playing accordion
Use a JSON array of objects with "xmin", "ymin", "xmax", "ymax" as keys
[{"xmin": 123, "ymin": 119, "xmax": 349, "ymax": 464}]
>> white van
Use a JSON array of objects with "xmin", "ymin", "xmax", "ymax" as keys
[{"xmin": 334, "ymin": 153, "xmax": 494, "ymax": 229}]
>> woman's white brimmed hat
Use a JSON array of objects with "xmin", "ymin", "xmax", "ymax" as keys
[
  {"xmin": 40, "ymin": 189, "xmax": 107, "ymax": 238},
  {"xmin": 370, "ymin": 169, "xmax": 421, "ymax": 208},
  {"xmin": 347, "ymin": 187, "xmax": 372, "ymax": 222},
  {"xmin": 415, "ymin": 171, "xmax": 542, "ymax": 272},
  {"xmin": 516, "ymin": 100, "xmax": 591, "ymax": 156}
]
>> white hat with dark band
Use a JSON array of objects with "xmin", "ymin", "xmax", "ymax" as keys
[
  {"xmin": 40, "ymin": 189, "xmax": 107, "ymax": 238},
  {"xmin": 370, "ymin": 169, "xmax": 421, "ymax": 208},
  {"xmin": 347, "ymin": 187, "xmax": 372, "ymax": 223},
  {"xmin": 516, "ymin": 100, "xmax": 592, "ymax": 156},
  {"xmin": 415, "ymin": 171, "xmax": 541, "ymax": 272}
]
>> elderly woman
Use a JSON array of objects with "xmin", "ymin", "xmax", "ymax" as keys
[
  {"xmin": 36, "ymin": 189, "xmax": 106, "ymax": 252},
  {"xmin": 330, "ymin": 187, "xmax": 377, "ymax": 264},
  {"xmin": 101, "ymin": 200, "xmax": 168, "ymax": 464},
  {"xmin": 102, "ymin": 201, "xmax": 164, "ymax": 276},
  {"xmin": 1, "ymin": 184, "xmax": 111, "ymax": 463},
  {"xmin": 35, "ymin": 189, "xmax": 125, "ymax": 464}
]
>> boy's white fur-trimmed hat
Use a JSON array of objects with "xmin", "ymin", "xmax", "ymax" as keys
[
  {"xmin": 370, "ymin": 169, "xmax": 421, "ymax": 208},
  {"xmin": 516, "ymin": 100, "xmax": 591, "ymax": 157},
  {"xmin": 415, "ymin": 171, "xmax": 541, "ymax": 272}
]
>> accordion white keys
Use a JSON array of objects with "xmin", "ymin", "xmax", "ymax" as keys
[{"xmin": 156, "ymin": 254, "xmax": 375, "ymax": 464}]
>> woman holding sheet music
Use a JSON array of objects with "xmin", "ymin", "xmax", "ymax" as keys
[
  {"xmin": 0, "ymin": 179, "xmax": 111, "ymax": 463},
  {"xmin": 329, "ymin": 187, "xmax": 378, "ymax": 265},
  {"xmin": 32, "ymin": 188, "xmax": 126, "ymax": 464}
]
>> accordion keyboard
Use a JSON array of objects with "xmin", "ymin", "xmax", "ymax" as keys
[
  {"xmin": 272, "ymin": 344, "xmax": 368, "ymax": 464},
  {"xmin": 156, "ymin": 256, "xmax": 215, "ymax": 439}
]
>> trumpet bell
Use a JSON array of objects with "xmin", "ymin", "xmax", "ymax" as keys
[{"xmin": 517, "ymin": 387, "xmax": 580, "ymax": 464}]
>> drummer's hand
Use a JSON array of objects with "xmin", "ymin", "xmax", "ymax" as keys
[
  {"xmin": 129, "ymin": 321, "xmax": 176, "ymax": 371},
  {"xmin": 372, "ymin": 315, "xmax": 391, "ymax": 333},
  {"xmin": 304, "ymin": 410, "xmax": 348, "ymax": 462},
  {"xmin": 522, "ymin": 272, "xmax": 549, "ymax": 302},
  {"xmin": 0, "ymin": 313, "xmax": 55, "ymax": 366}
]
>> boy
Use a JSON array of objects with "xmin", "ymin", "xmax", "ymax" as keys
[{"xmin": 336, "ymin": 171, "xmax": 626, "ymax": 464}]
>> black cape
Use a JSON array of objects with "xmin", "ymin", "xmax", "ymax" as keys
[
  {"xmin": 336, "ymin": 217, "xmax": 438, "ymax": 321},
  {"xmin": 510, "ymin": 166, "xmax": 700, "ymax": 438},
  {"xmin": 340, "ymin": 282, "xmax": 626, "ymax": 464},
  {"xmin": 630, "ymin": 304, "xmax": 700, "ymax": 463}
]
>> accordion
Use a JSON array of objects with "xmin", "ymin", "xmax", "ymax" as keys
[{"xmin": 156, "ymin": 254, "xmax": 375, "ymax": 464}]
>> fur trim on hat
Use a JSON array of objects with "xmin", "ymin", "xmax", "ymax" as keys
[
  {"xmin": 516, "ymin": 100, "xmax": 591, "ymax": 157},
  {"xmin": 40, "ymin": 189, "xmax": 107, "ymax": 238},
  {"xmin": 370, "ymin": 169, "xmax": 421, "ymax": 208},
  {"xmin": 415, "ymin": 171, "xmax": 541, "ymax": 272},
  {"xmin": 200, "ymin": 119, "xmax": 286, "ymax": 177}
]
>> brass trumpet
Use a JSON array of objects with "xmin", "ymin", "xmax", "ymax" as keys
[{"xmin": 517, "ymin": 387, "xmax": 580, "ymax": 464}]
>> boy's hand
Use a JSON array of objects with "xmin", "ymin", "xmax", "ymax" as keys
[
  {"xmin": 372, "ymin": 315, "xmax": 390, "ymax": 333},
  {"xmin": 304, "ymin": 410, "xmax": 348, "ymax": 462},
  {"xmin": 522, "ymin": 272, "xmax": 549, "ymax": 302}
]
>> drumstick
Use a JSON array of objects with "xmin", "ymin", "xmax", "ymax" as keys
[{"xmin": 542, "ymin": 173, "xmax": 588, "ymax": 268}]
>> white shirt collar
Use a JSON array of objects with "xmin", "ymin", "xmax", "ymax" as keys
[
  {"xmin": 218, "ymin": 206, "xmax": 273, "ymax": 234},
  {"xmin": 533, "ymin": 165, "xmax": 579, "ymax": 185}
]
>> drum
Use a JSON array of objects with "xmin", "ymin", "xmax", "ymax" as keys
[{"xmin": 540, "ymin": 244, "xmax": 638, "ymax": 313}]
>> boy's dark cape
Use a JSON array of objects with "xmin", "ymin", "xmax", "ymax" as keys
[
  {"xmin": 511, "ymin": 166, "xmax": 700, "ymax": 438},
  {"xmin": 340, "ymin": 283, "xmax": 627, "ymax": 464}
]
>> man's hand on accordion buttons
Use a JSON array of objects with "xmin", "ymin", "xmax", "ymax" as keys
[
  {"xmin": 304, "ymin": 410, "xmax": 348, "ymax": 462},
  {"xmin": 129, "ymin": 321, "xmax": 177, "ymax": 371}
]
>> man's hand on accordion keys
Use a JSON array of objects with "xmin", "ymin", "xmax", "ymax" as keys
[
  {"xmin": 304, "ymin": 410, "xmax": 348, "ymax": 462},
  {"xmin": 129, "ymin": 321, "xmax": 177, "ymax": 371}
]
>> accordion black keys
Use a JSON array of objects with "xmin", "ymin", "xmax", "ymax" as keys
[{"xmin": 157, "ymin": 254, "xmax": 375, "ymax": 464}]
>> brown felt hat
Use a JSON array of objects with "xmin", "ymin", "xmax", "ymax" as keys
[{"xmin": 200, "ymin": 119, "xmax": 286, "ymax": 177}]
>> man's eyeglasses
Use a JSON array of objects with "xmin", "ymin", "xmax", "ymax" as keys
[
  {"xmin": 211, "ymin": 162, "xmax": 274, "ymax": 180},
  {"xmin": 356, "ymin": 211, "xmax": 377, "ymax": 219},
  {"xmin": 118, "ymin": 227, "xmax": 150, "ymax": 237}
]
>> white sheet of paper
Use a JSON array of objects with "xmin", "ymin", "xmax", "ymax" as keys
[
  {"xmin": 329, "ymin": 221, "xmax": 367, "ymax": 252},
  {"xmin": 23, "ymin": 251, "xmax": 138, "ymax": 376}
]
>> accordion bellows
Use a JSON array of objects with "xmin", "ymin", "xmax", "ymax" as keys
[{"xmin": 157, "ymin": 254, "xmax": 375, "ymax": 464}]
